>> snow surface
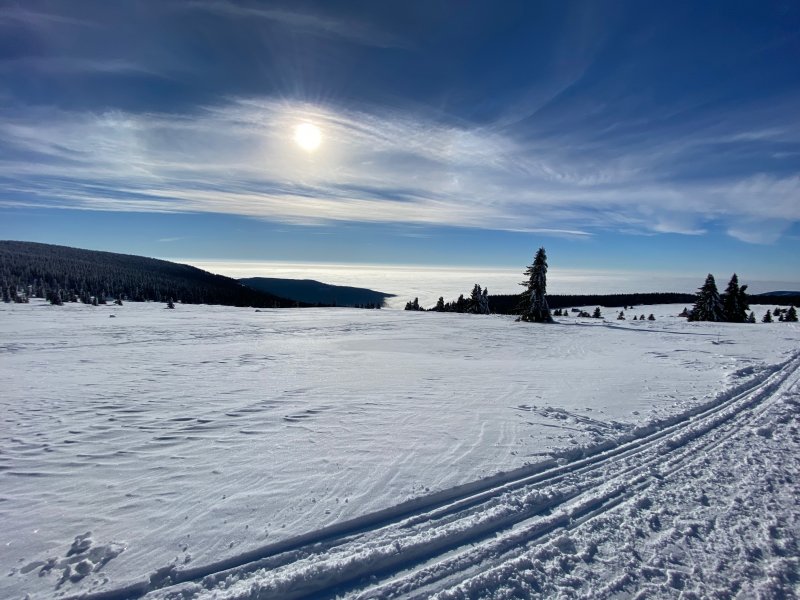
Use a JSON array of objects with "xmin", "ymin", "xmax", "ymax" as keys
[{"xmin": 1, "ymin": 300, "xmax": 798, "ymax": 599}]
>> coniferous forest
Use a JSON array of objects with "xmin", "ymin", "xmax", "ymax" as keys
[{"xmin": 0, "ymin": 241, "xmax": 298, "ymax": 307}]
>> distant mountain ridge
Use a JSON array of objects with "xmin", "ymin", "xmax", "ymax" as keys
[
  {"xmin": 0, "ymin": 241, "xmax": 298, "ymax": 307},
  {"xmin": 240, "ymin": 277, "xmax": 394, "ymax": 307}
]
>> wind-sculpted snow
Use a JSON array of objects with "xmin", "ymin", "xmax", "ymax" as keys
[{"xmin": 0, "ymin": 301, "xmax": 797, "ymax": 599}]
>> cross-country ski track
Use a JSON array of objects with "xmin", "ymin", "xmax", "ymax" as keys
[{"xmin": 66, "ymin": 349, "xmax": 799, "ymax": 600}]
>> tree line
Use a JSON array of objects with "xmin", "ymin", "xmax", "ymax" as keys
[
  {"xmin": 688, "ymin": 273, "xmax": 797, "ymax": 323},
  {"xmin": 0, "ymin": 241, "xmax": 297, "ymax": 308},
  {"xmin": 403, "ymin": 248, "xmax": 798, "ymax": 325},
  {"xmin": 406, "ymin": 283, "xmax": 491, "ymax": 314}
]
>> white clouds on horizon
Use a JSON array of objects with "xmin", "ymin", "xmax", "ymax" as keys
[{"xmin": 0, "ymin": 97, "xmax": 798, "ymax": 243}]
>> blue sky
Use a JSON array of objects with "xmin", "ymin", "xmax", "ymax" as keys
[{"xmin": 1, "ymin": 1, "xmax": 799, "ymax": 286}]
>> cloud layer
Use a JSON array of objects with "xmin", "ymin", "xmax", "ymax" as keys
[{"xmin": 1, "ymin": 95, "xmax": 798, "ymax": 243}]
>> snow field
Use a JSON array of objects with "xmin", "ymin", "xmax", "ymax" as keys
[
  {"xmin": 156, "ymin": 349, "xmax": 800, "ymax": 600},
  {"xmin": 0, "ymin": 300, "xmax": 798, "ymax": 599}
]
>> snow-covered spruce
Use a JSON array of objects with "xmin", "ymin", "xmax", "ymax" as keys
[{"xmin": 519, "ymin": 247, "xmax": 553, "ymax": 323}]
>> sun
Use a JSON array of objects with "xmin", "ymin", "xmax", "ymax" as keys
[{"xmin": 294, "ymin": 122, "xmax": 322, "ymax": 152}]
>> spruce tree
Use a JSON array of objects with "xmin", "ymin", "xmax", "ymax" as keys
[
  {"xmin": 648, "ymin": 314, "xmax": 655, "ymax": 321},
  {"xmin": 520, "ymin": 247, "xmax": 553, "ymax": 323},
  {"xmin": 592, "ymin": 307, "xmax": 602, "ymax": 319},
  {"xmin": 435, "ymin": 296, "xmax": 445, "ymax": 312},
  {"xmin": 747, "ymin": 312, "xmax": 756, "ymax": 323},
  {"xmin": 691, "ymin": 274, "xmax": 724, "ymax": 322},
  {"xmin": 480, "ymin": 287, "xmax": 490, "ymax": 314},
  {"xmin": 785, "ymin": 306, "xmax": 798, "ymax": 322},
  {"xmin": 762, "ymin": 310, "xmax": 772, "ymax": 323},
  {"xmin": 721, "ymin": 273, "xmax": 750, "ymax": 322},
  {"xmin": 469, "ymin": 284, "xmax": 483, "ymax": 314}
]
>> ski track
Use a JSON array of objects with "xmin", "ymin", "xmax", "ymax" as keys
[{"xmin": 73, "ymin": 350, "xmax": 800, "ymax": 600}]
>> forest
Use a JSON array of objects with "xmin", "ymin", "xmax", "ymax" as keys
[{"xmin": 0, "ymin": 241, "xmax": 297, "ymax": 307}]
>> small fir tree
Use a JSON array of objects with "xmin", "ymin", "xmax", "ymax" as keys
[
  {"xmin": 747, "ymin": 312, "xmax": 756, "ymax": 323},
  {"xmin": 762, "ymin": 310, "xmax": 772, "ymax": 323},
  {"xmin": 166, "ymin": 298, "xmax": 175, "ymax": 309},
  {"xmin": 617, "ymin": 311, "xmax": 625, "ymax": 320},
  {"xmin": 648, "ymin": 314, "xmax": 655, "ymax": 321},
  {"xmin": 434, "ymin": 296, "xmax": 445, "ymax": 312},
  {"xmin": 785, "ymin": 306, "xmax": 798, "ymax": 322},
  {"xmin": 592, "ymin": 307, "xmax": 602, "ymax": 319},
  {"xmin": 520, "ymin": 247, "xmax": 553, "ymax": 323}
]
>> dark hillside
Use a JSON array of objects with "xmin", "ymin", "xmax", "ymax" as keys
[
  {"xmin": 0, "ymin": 241, "xmax": 297, "ymax": 307},
  {"xmin": 240, "ymin": 277, "xmax": 394, "ymax": 307}
]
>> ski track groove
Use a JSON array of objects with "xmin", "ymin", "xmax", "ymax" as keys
[{"xmin": 67, "ymin": 350, "xmax": 800, "ymax": 600}]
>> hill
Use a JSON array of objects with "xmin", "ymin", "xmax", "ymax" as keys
[
  {"xmin": 0, "ymin": 241, "xmax": 297, "ymax": 307},
  {"xmin": 240, "ymin": 277, "xmax": 394, "ymax": 307}
]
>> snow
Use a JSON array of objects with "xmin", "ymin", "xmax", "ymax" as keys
[{"xmin": 0, "ymin": 300, "xmax": 798, "ymax": 599}]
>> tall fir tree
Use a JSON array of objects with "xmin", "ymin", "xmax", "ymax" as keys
[
  {"xmin": 520, "ymin": 247, "xmax": 553, "ymax": 323},
  {"xmin": 480, "ymin": 287, "xmax": 490, "ymax": 314},
  {"xmin": 722, "ymin": 273, "xmax": 749, "ymax": 322},
  {"xmin": 468, "ymin": 284, "xmax": 483, "ymax": 314},
  {"xmin": 690, "ymin": 274, "xmax": 724, "ymax": 322}
]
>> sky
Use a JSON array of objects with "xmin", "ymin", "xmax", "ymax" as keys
[{"xmin": 1, "ymin": 0, "xmax": 799, "ymax": 291}]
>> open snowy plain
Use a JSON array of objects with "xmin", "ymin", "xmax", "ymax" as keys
[{"xmin": 1, "ymin": 300, "xmax": 798, "ymax": 599}]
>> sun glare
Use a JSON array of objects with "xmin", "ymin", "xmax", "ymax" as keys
[{"xmin": 294, "ymin": 122, "xmax": 322, "ymax": 152}]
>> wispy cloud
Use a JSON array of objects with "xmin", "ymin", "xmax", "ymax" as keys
[
  {"xmin": 0, "ymin": 97, "xmax": 798, "ymax": 242},
  {"xmin": 183, "ymin": 1, "xmax": 409, "ymax": 49},
  {"xmin": 0, "ymin": 56, "xmax": 161, "ymax": 76},
  {"xmin": 0, "ymin": 5, "xmax": 92, "ymax": 29}
]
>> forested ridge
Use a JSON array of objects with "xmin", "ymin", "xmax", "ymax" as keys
[
  {"xmin": 0, "ymin": 241, "xmax": 297, "ymax": 307},
  {"xmin": 487, "ymin": 292, "xmax": 698, "ymax": 314},
  {"xmin": 487, "ymin": 291, "xmax": 800, "ymax": 315}
]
